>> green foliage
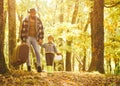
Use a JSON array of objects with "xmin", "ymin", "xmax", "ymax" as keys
[
  {"xmin": 104, "ymin": 0, "xmax": 120, "ymax": 74},
  {"xmin": 48, "ymin": 23, "xmax": 91, "ymax": 54},
  {"xmin": 105, "ymin": 29, "xmax": 120, "ymax": 74},
  {"xmin": 3, "ymin": 0, "xmax": 120, "ymax": 72}
]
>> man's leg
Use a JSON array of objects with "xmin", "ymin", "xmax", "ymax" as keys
[
  {"xmin": 26, "ymin": 37, "xmax": 31, "ymax": 71},
  {"xmin": 31, "ymin": 37, "xmax": 42, "ymax": 72}
]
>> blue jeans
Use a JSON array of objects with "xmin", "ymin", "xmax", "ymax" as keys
[{"xmin": 27, "ymin": 37, "xmax": 40, "ymax": 67}]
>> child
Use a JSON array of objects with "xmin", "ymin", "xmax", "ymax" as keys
[{"xmin": 41, "ymin": 35, "xmax": 60, "ymax": 73}]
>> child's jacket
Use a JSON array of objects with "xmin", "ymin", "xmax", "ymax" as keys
[{"xmin": 41, "ymin": 43, "xmax": 58, "ymax": 54}]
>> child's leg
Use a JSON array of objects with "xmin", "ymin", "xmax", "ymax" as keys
[
  {"xmin": 46, "ymin": 53, "xmax": 54, "ymax": 73},
  {"xmin": 46, "ymin": 53, "xmax": 51, "ymax": 72},
  {"xmin": 47, "ymin": 66, "xmax": 52, "ymax": 73},
  {"xmin": 49, "ymin": 54, "xmax": 54, "ymax": 73}
]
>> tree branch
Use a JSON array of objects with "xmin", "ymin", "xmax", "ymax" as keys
[{"xmin": 104, "ymin": 1, "xmax": 120, "ymax": 8}]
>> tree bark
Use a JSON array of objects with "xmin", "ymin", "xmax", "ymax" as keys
[
  {"xmin": 66, "ymin": 41, "xmax": 72, "ymax": 71},
  {"xmin": 82, "ymin": 48, "xmax": 86, "ymax": 71},
  {"xmin": 72, "ymin": 55, "xmax": 75, "ymax": 71},
  {"xmin": 104, "ymin": 1, "xmax": 120, "ymax": 8},
  {"xmin": 65, "ymin": 0, "xmax": 79, "ymax": 71},
  {"xmin": 8, "ymin": 0, "xmax": 16, "ymax": 67},
  {"xmin": 71, "ymin": 0, "xmax": 79, "ymax": 24},
  {"xmin": 59, "ymin": 0, "xmax": 64, "ymax": 23},
  {"xmin": 18, "ymin": 14, "xmax": 23, "ymax": 41},
  {"xmin": 0, "ymin": 0, "xmax": 9, "ymax": 74},
  {"xmin": 88, "ymin": 0, "xmax": 105, "ymax": 73}
]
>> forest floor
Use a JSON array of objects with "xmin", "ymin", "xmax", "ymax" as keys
[{"xmin": 0, "ymin": 70, "xmax": 120, "ymax": 86}]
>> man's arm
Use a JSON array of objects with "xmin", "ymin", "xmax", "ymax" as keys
[
  {"xmin": 37, "ymin": 17, "xmax": 44, "ymax": 44},
  {"xmin": 21, "ymin": 18, "xmax": 28, "ymax": 42}
]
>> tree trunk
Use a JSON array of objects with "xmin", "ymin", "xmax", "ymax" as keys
[
  {"xmin": 65, "ymin": 0, "xmax": 79, "ymax": 71},
  {"xmin": 106, "ymin": 57, "xmax": 112, "ymax": 74},
  {"xmin": 66, "ymin": 0, "xmax": 79, "ymax": 71},
  {"xmin": 88, "ymin": 0, "xmax": 105, "ymax": 73},
  {"xmin": 59, "ymin": 0, "xmax": 64, "ymax": 23},
  {"xmin": 8, "ymin": 0, "xmax": 16, "ymax": 67},
  {"xmin": 109, "ymin": 58, "xmax": 112, "ymax": 74},
  {"xmin": 72, "ymin": 55, "xmax": 75, "ymax": 71},
  {"xmin": 0, "ymin": 0, "xmax": 9, "ymax": 74},
  {"xmin": 66, "ymin": 41, "xmax": 72, "ymax": 71},
  {"xmin": 53, "ymin": 0, "xmax": 57, "ymax": 24},
  {"xmin": 71, "ymin": 0, "xmax": 79, "ymax": 24},
  {"xmin": 82, "ymin": 48, "xmax": 86, "ymax": 71},
  {"xmin": 82, "ymin": 13, "xmax": 90, "ymax": 72},
  {"xmin": 18, "ymin": 15, "xmax": 23, "ymax": 41},
  {"xmin": 84, "ymin": 15, "xmax": 90, "ymax": 32}
]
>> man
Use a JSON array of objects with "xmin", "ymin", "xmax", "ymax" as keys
[{"xmin": 21, "ymin": 8, "xmax": 44, "ymax": 72}]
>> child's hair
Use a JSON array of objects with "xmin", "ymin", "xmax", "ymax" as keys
[{"xmin": 48, "ymin": 35, "xmax": 54, "ymax": 41}]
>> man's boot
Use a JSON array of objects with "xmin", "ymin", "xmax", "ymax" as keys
[
  {"xmin": 27, "ymin": 66, "xmax": 31, "ymax": 72},
  {"xmin": 37, "ymin": 66, "xmax": 42, "ymax": 72}
]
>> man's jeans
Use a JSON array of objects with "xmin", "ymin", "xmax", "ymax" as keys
[{"xmin": 27, "ymin": 36, "xmax": 40, "ymax": 67}]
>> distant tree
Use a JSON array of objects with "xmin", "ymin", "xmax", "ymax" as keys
[
  {"xmin": 8, "ymin": 0, "xmax": 16, "ymax": 67},
  {"xmin": 66, "ymin": 0, "xmax": 79, "ymax": 71},
  {"xmin": 0, "ymin": 0, "xmax": 9, "ymax": 74},
  {"xmin": 88, "ymin": 0, "xmax": 105, "ymax": 73},
  {"xmin": 59, "ymin": 0, "xmax": 64, "ymax": 23},
  {"xmin": 104, "ymin": 0, "xmax": 120, "ymax": 74},
  {"xmin": 18, "ymin": 14, "xmax": 23, "ymax": 40},
  {"xmin": 71, "ymin": 0, "xmax": 79, "ymax": 24}
]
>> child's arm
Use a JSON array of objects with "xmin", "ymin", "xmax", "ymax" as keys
[{"xmin": 53, "ymin": 44, "xmax": 61, "ymax": 55}]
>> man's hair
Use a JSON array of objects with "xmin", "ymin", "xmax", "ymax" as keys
[{"xmin": 28, "ymin": 8, "xmax": 36, "ymax": 13}]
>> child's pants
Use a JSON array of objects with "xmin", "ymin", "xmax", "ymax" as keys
[{"xmin": 45, "ymin": 53, "xmax": 54, "ymax": 66}]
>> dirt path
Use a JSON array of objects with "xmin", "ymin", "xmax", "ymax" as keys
[{"xmin": 0, "ymin": 71, "xmax": 120, "ymax": 86}]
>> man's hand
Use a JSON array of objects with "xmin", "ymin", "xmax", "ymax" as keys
[
  {"xmin": 38, "ymin": 39, "xmax": 43, "ymax": 45},
  {"xmin": 57, "ymin": 53, "xmax": 61, "ymax": 55}
]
